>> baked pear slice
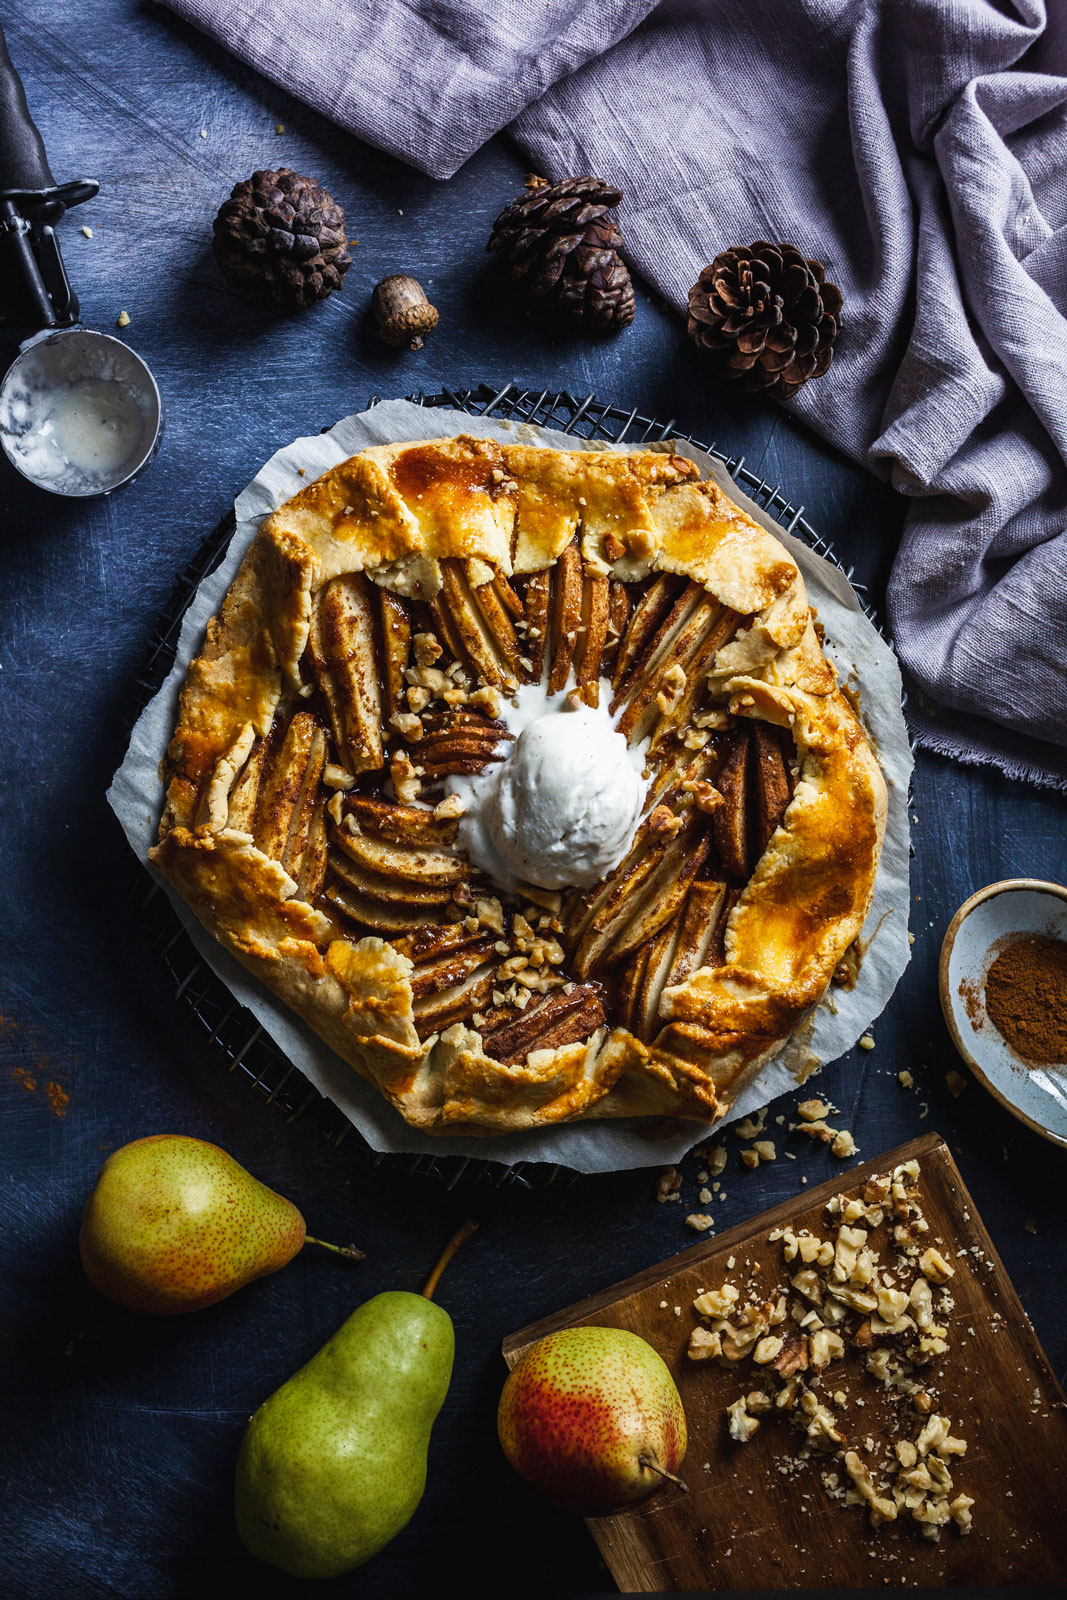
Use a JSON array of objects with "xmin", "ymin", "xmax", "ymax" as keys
[
  {"xmin": 309, "ymin": 574, "xmax": 384, "ymax": 774},
  {"xmin": 332, "ymin": 817, "xmax": 469, "ymax": 886}
]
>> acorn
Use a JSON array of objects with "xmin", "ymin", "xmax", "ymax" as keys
[{"xmin": 372, "ymin": 275, "xmax": 439, "ymax": 350}]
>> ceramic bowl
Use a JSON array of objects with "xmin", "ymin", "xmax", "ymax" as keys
[{"xmin": 940, "ymin": 878, "xmax": 1067, "ymax": 1150}]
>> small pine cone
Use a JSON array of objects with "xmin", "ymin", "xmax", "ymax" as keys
[
  {"xmin": 213, "ymin": 168, "xmax": 351, "ymax": 312},
  {"xmin": 687, "ymin": 242, "xmax": 842, "ymax": 400},
  {"xmin": 488, "ymin": 176, "xmax": 635, "ymax": 332}
]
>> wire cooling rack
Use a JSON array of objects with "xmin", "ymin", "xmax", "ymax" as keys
[{"xmin": 127, "ymin": 381, "xmax": 888, "ymax": 1189}]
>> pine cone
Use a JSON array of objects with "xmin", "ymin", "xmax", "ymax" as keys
[
  {"xmin": 212, "ymin": 168, "xmax": 351, "ymax": 312},
  {"xmin": 687, "ymin": 242, "xmax": 842, "ymax": 399},
  {"xmin": 488, "ymin": 176, "xmax": 635, "ymax": 331}
]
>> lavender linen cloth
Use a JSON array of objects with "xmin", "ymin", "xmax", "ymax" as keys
[{"xmin": 165, "ymin": 0, "xmax": 1067, "ymax": 788}]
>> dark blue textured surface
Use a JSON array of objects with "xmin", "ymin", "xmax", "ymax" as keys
[{"xmin": 1, "ymin": 5, "xmax": 1064, "ymax": 1596}]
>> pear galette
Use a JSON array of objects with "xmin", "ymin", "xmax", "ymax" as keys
[{"xmin": 152, "ymin": 435, "xmax": 887, "ymax": 1136}]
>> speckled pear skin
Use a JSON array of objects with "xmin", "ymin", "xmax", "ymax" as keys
[
  {"xmin": 497, "ymin": 1325, "xmax": 687, "ymax": 1516},
  {"xmin": 79, "ymin": 1135, "xmax": 305, "ymax": 1314},
  {"xmin": 235, "ymin": 1290, "xmax": 454, "ymax": 1579}
]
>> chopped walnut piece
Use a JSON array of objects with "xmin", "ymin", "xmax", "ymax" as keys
[
  {"xmin": 390, "ymin": 750, "xmax": 420, "ymax": 803},
  {"xmin": 949, "ymin": 1493, "xmax": 974, "ymax": 1533},
  {"xmin": 390, "ymin": 710, "xmax": 423, "ymax": 741},
  {"xmin": 323, "ymin": 763, "xmax": 356, "ymax": 790},
  {"xmin": 433, "ymin": 793, "xmax": 466, "ymax": 820},
  {"xmin": 681, "ymin": 777, "xmax": 724, "ymax": 813},
  {"xmin": 656, "ymin": 662, "xmax": 687, "ymax": 715},
  {"xmin": 795, "ymin": 1118, "xmax": 836, "ymax": 1144},
  {"xmin": 919, "ymin": 1247, "xmax": 955, "ymax": 1284},
  {"xmin": 685, "ymin": 1213, "xmax": 715, "ymax": 1232},
  {"xmin": 687, "ymin": 1325, "xmax": 722, "ymax": 1361},
  {"xmin": 413, "ymin": 631, "xmax": 442, "ymax": 667},
  {"xmin": 475, "ymin": 897, "xmax": 505, "ymax": 935},
  {"xmin": 797, "ymin": 1098, "xmax": 832, "ymax": 1122},
  {"xmin": 831, "ymin": 1129, "xmax": 858, "ymax": 1159},
  {"xmin": 810, "ymin": 1327, "xmax": 846, "ymax": 1370},
  {"xmin": 694, "ymin": 1283, "xmax": 740, "ymax": 1319},
  {"xmin": 657, "ymin": 1166, "xmax": 683, "ymax": 1203},
  {"xmin": 726, "ymin": 1396, "xmax": 760, "ymax": 1442},
  {"xmin": 648, "ymin": 803, "xmax": 683, "ymax": 840},
  {"xmin": 752, "ymin": 1335, "xmax": 784, "ymax": 1365},
  {"xmin": 843, "ymin": 1452, "xmax": 897, "ymax": 1526},
  {"xmin": 772, "ymin": 1331, "xmax": 810, "ymax": 1377}
]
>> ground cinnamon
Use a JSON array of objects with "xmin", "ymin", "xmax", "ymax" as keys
[{"xmin": 983, "ymin": 935, "xmax": 1067, "ymax": 1066}]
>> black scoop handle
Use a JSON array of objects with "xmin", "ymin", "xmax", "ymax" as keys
[{"xmin": 0, "ymin": 23, "xmax": 54, "ymax": 193}]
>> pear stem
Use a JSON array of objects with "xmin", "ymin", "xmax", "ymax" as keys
[
  {"xmin": 638, "ymin": 1455, "xmax": 688, "ymax": 1494},
  {"xmin": 303, "ymin": 1236, "xmax": 366, "ymax": 1262},
  {"xmin": 421, "ymin": 1218, "xmax": 478, "ymax": 1300}
]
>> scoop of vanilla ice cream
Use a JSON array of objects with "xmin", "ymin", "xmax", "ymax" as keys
[{"xmin": 482, "ymin": 703, "xmax": 644, "ymax": 890}]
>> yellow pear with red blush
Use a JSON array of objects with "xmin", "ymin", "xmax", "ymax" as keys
[
  {"xmin": 497, "ymin": 1325, "xmax": 688, "ymax": 1516},
  {"xmin": 80, "ymin": 1135, "xmax": 361, "ymax": 1314}
]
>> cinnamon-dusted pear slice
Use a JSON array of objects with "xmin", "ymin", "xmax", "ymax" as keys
[
  {"xmin": 322, "ymin": 880, "xmax": 446, "ymax": 934},
  {"xmin": 523, "ymin": 568, "xmax": 550, "ymax": 681},
  {"xmin": 296, "ymin": 801, "xmax": 329, "ymax": 904},
  {"xmin": 420, "ymin": 708, "xmax": 511, "ymax": 735},
  {"xmin": 226, "ymin": 737, "xmax": 268, "ymax": 833},
  {"xmin": 436, "ymin": 561, "xmax": 517, "ymax": 689},
  {"xmin": 607, "ymin": 833, "xmax": 710, "ymax": 965},
  {"xmin": 492, "ymin": 571, "xmax": 525, "ymax": 621},
  {"xmin": 426, "ymin": 588, "xmax": 469, "ymax": 670},
  {"xmin": 615, "ymin": 944, "xmax": 650, "ymax": 1034},
  {"xmin": 602, "ymin": 579, "xmax": 631, "ymax": 678},
  {"xmin": 327, "ymin": 849, "xmax": 456, "ymax": 907},
  {"xmin": 565, "ymin": 834, "xmax": 663, "ymax": 957},
  {"xmin": 479, "ymin": 984, "xmax": 606, "ymax": 1066},
  {"xmin": 281, "ymin": 728, "xmax": 329, "ymax": 881},
  {"xmin": 710, "ymin": 726, "xmax": 751, "ymax": 879},
  {"xmin": 376, "ymin": 586, "xmax": 411, "ymax": 726},
  {"xmin": 632, "ymin": 915, "xmax": 684, "ymax": 1041},
  {"xmin": 572, "ymin": 827, "xmax": 709, "ymax": 977},
  {"xmin": 574, "ymin": 571, "xmax": 610, "ymax": 706},
  {"xmin": 253, "ymin": 712, "xmax": 327, "ymax": 868},
  {"xmin": 750, "ymin": 723, "xmax": 793, "ymax": 858},
  {"xmin": 614, "ymin": 583, "xmax": 712, "ymax": 738},
  {"xmin": 610, "ymin": 573, "xmax": 686, "ymax": 692},
  {"xmin": 394, "ymin": 921, "xmax": 497, "ymax": 967},
  {"xmin": 309, "ymin": 574, "xmax": 384, "ymax": 774},
  {"xmin": 647, "ymin": 608, "xmax": 741, "ymax": 752},
  {"xmin": 471, "ymin": 569, "xmax": 529, "ymax": 682},
  {"xmin": 413, "ymin": 967, "xmax": 497, "ymax": 1038},
  {"xmin": 332, "ymin": 817, "xmax": 469, "ymax": 886},
  {"xmin": 405, "ymin": 935, "xmax": 499, "ymax": 1001},
  {"xmin": 667, "ymin": 879, "xmax": 727, "ymax": 985},
  {"xmin": 706, "ymin": 885, "xmax": 740, "ymax": 965},
  {"xmin": 547, "ymin": 538, "xmax": 583, "ymax": 694},
  {"xmin": 343, "ymin": 793, "xmax": 459, "ymax": 848}
]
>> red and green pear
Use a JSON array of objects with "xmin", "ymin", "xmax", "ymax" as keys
[
  {"xmin": 80, "ymin": 1135, "xmax": 307, "ymax": 1314},
  {"xmin": 498, "ymin": 1324, "xmax": 687, "ymax": 1516}
]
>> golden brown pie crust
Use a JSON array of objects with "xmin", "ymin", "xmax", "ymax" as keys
[{"xmin": 151, "ymin": 434, "xmax": 887, "ymax": 1136}]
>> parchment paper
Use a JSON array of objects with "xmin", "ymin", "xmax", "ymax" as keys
[{"xmin": 107, "ymin": 400, "xmax": 913, "ymax": 1172}]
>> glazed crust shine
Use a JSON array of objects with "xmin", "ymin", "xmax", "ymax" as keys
[{"xmin": 151, "ymin": 434, "xmax": 887, "ymax": 1136}]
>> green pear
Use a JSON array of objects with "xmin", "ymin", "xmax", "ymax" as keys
[
  {"xmin": 234, "ymin": 1219, "xmax": 475, "ymax": 1579},
  {"xmin": 80, "ymin": 1135, "xmax": 352, "ymax": 1314},
  {"xmin": 497, "ymin": 1324, "xmax": 687, "ymax": 1516}
]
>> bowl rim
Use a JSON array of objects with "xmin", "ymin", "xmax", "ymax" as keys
[{"xmin": 938, "ymin": 877, "xmax": 1067, "ymax": 1151}]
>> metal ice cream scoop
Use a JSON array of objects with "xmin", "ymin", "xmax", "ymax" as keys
[{"xmin": 0, "ymin": 24, "xmax": 162, "ymax": 497}]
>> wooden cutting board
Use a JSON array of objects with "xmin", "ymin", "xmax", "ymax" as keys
[{"xmin": 503, "ymin": 1133, "xmax": 1067, "ymax": 1590}]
